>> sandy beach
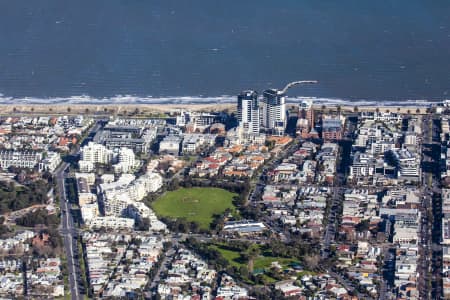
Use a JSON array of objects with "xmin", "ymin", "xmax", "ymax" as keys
[{"xmin": 0, "ymin": 102, "xmax": 430, "ymax": 116}]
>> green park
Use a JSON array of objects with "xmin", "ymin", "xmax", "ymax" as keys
[{"xmin": 152, "ymin": 187, "xmax": 237, "ymax": 230}]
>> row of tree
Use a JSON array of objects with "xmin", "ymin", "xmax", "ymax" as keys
[
  {"xmin": 0, "ymin": 180, "xmax": 50, "ymax": 214},
  {"xmin": 15, "ymin": 209, "xmax": 59, "ymax": 227}
]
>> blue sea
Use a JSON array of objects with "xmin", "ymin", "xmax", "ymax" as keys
[{"xmin": 0, "ymin": 0, "xmax": 450, "ymax": 104}]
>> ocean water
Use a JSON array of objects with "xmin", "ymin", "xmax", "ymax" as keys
[{"xmin": 0, "ymin": 0, "xmax": 450, "ymax": 103}]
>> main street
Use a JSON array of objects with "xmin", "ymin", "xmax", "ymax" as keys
[
  {"xmin": 421, "ymin": 114, "xmax": 443, "ymax": 300},
  {"xmin": 321, "ymin": 118, "xmax": 354, "ymax": 259},
  {"xmin": 55, "ymin": 120, "xmax": 102, "ymax": 299},
  {"xmin": 56, "ymin": 162, "xmax": 83, "ymax": 300}
]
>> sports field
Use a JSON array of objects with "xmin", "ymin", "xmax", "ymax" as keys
[{"xmin": 152, "ymin": 187, "xmax": 237, "ymax": 229}]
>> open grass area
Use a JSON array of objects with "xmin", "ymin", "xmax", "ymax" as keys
[
  {"xmin": 152, "ymin": 187, "xmax": 237, "ymax": 229},
  {"xmin": 253, "ymin": 256, "xmax": 297, "ymax": 270},
  {"xmin": 209, "ymin": 243, "xmax": 300, "ymax": 273},
  {"xmin": 210, "ymin": 244, "xmax": 244, "ymax": 268}
]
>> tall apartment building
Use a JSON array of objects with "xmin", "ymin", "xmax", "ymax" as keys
[
  {"xmin": 260, "ymin": 89, "xmax": 287, "ymax": 135},
  {"xmin": 237, "ymin": 90, "xmax": 260, "ymax": 134},
  {"xmin": 297, "ymin": 99, "xmax": 315, "ymax": 138},
  {"xmin": 299, "ymin": 99, "xmax": 314, "ymax": 128},
  {"xmin": 80, "ymin": 142, "xmax": 113, "ymax": 165}
]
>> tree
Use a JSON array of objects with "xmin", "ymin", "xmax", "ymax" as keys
[
  {"xmin": 168, "ymin": 178, "xmax": 180, "ymax": 191},
  {"xmin": 67, "ymin": 107, "xmax": 71, "ymax": 113},
  {"xmin": 353, "ymin": 106, "xmax": 358, "ymax": 113},
  {"xmin": 304, "ymin": 254, "xmax": 321, "ymax": 271},
  {"xmin": 15, "ymin": 209, "xmax": 59, "ymax": 227},
  {"xmin": 239, "ymin": 265, "xmax": 249, "ymax": 278},
  {"xmin": 0, "ymin": 216, "xmax": 8, "ymax": 237},
  {"xmin": 135, "ymin": 217, "xmax": 150, "ymax": 231},
  {"xmin": 416, "ymin": 108, "xmax": 420, "ymax": 114},
  {"xmin": 246, "ymin": 245, "xmax": 260, "ymax": 273},
  {"xmin": 85, "ymin": 108, "xmax": 90, "ymax": 114},
  {"xmin": 355, "ymin": 219, "xmax": 370, "ymax": 232}
]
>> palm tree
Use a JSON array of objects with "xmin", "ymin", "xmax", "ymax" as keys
[
  {"xmin": 353, "ymin": 106, "xmax": 358, "ymax": 113},
  {"xmin": 67, "ymin": 107, "xmax": 71, "ymax": 113}
]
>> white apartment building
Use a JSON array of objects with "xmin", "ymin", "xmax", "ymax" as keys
[
  {"xmin": 404, "ymin": 132, "xmax": 417, "ymax": 146},
  {"xmin": 0, "ymin": 151, "xmax": 42, "ymax": 170},
  {"xmin": 260, "ymin": 89, "xmax": 287, "ymax": 136},
  {"xmin": 181, "ymin": 134, "xmax": 216, "ymax": 154},
  {"xmin": 81, "ymin": 203, "xmax": 100, "ymax": 223},
  {"xmin": 159, "ymin": 135, "xmax": 182, "ymax": 155},
  {"xmin": 237, "ymin": 90, "xmax": 260, "ymax": 134},
  {"xmin": 89, "ymin": 216, "xmax": 134, "ymax": 230},
  {"xmin": 78, "ymin": 160, "xmax": 94, "ymax": 173},
  {"xmin": 80, "ymin": 142, "xmax": 113, "ymax": 165},
  {"xmin": 113, "ymin": 147, "xmax": 136, "ymax": 173},
  {"xmin": 360, "ymin": 111, "xmax": 403, "ymax": 123},
  {"xmin": 102, "ymin": 172, "xmax": 163, "ymax": 217},
  {"xmin": 349, "ymin": 152, "xmax": 375, "ymax": 179},
  {"xmin": 75, "ymin": 172, "xmax": 96, "ymax": 185},
  {"xmin": 391, "ymin": 148, "xmax": 420, "ymax": 178},
  {"xmin": 38, "ymin": 151, "xmax": 61, "ymax": 173}
]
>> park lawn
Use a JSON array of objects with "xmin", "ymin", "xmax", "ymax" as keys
[
  {"xmin": 210, "ymin": 245, "xmax": 244, "ymax": 268},
  {"xmin": 209, "ymin": 243, "xmax": 298, "ymax": 271},
  {"xmin": 152, "ymin": 187, "xmax": 237, "ymax": 230},
  {"xmin": 253, "ymin": 256, "xmax": 298, "ymax": 270},
  {"xmin": 261, "ymin": 274, "xmax": 278, "ymax": 284}
]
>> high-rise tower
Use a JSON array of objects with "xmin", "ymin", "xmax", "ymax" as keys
[
  {"xmin": 260, "ymin": 89, "xmax": 287, "ymax": 135},
  {"xmin": 237, "ymin": 90, "xmax": 260, "ymax": 134}
]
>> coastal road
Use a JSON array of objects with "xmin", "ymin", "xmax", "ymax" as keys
[{"xmin": 56, "ymin": 162, "xmax": 83, "ymax": 300}]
